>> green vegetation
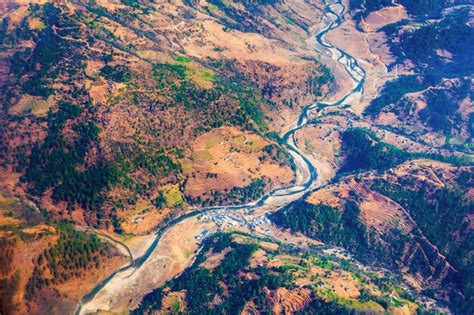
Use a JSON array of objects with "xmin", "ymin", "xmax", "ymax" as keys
[
  {"xmin": 371, "ymin": 179, "xmax": 473, "ymax": 308},
  {"xmin": 134, "ymin": 233, "xmax": 267, "ymax": 314},
  {"xmin": 225, "ymin": 178, "xmax": 266, "ymax": 202},
  {"xmin": 297, "ymin": 296, "xmax": 355, "ymax": 314},
  {"xmin": 364, "ymin": 75, "xmax": 474, "ymax": 151},
  {"xmin": 0, "ymin": 271, "xmax": 20, "ymax": 315},
  {"xmin": 23, "ymin": 101, "xmax": 119, "ymax": 210},
  {"xmin": 396, "ymin": 0, "xmax": 471, "ymax": 18},
  {"xmin": 271, "ymin": 200, "xmax": 369, "ymax": 253},
  {"xmin": 0, "ymin": 198, "xmax": 54, "ymax": 313},
  {"xmin": 364, "ymin": 75, "xmax": 440, "ymax": 116},
  {"xmin": 199, "ymin": 70, "xmax": 216, "ymax": 82},
  {"xmin": 132, "ymin": 150, "xmax": 179, "ymax": 177},
  {"xmin": 162, "ymin": 185, "xmax": 184, "ymax": 208},
  {"xmin": 121, "ymin": 0, "xmax": 140, "ymax": 9},
  {"xmin": 174, "ymin": 55, "xmax": 191, "ymax": 63},
  {"xmin": 135, "ymin": 233, "xmax": 290, "ymax": 314},
  {"xmin": 384, "ymin": 8, "xmax": 473, "ymax": 76},
  {"xmin": 153, "ymin": 191, "xmax": 166, "ymax": 209},
  {"xmin": 350, "ymin": 0, "xmax": 393, "ymax": 23},
  {"xmin": 363, "ymin": 7, "xmax": 474, "ymax": 153},
  {"xmin": 7, "ymin": 3, "xmax": 85, "ymax": 99},
  {"xmin": 203, "ymin": 0, "xmax": 283, "ymax": 33},
  {"xmin": 134, "ymin": 232, "xmax": 417, "ymax": 314},
  {"xmin": 270, "ymin": 192, "xmax": 472, "ymax": 313},
  {"xmin": 259, "ymin": 143, "xmax": 293, "ymax": 168},
  {"xmin": 339, "ymin": 128, "xmax": 409, "ymax": 172},
  {"xmin": 25, "ymin": 223, "xmax": 115, "ymax": 300},
  {"xmin": 418, "ymin": 81, "xmax": 470, "ymax": 133},
  {"xmin": 109, "ymin": 143, "xmax": 181, "ymax": 210},
  {"xmin": 0, "ymin": 238, "xmax": 16, "ymax": 277},
  {"xmin": 100, "ymin": 64, "xmax": 131, "ymax": 83},
  {"xmin": 133, "ymin": 287, "xmax": 163, "ymax": 314},
  {"xmin": 152, "ymin": 61, "xmax": 266, "ymax": 131}
]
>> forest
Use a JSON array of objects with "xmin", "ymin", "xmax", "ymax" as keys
[
  {"xmin": 364, "ymin": 75, "xmax": 440, "ymax": 117},
  {"xmin": 186, "ymin": 178, "xmax": 267, "ymax": 207},
  {"xmin": 25, "ymin": 223, "xmax": 115, "ymax": 300},
  {"xmin": 6, "ymin": 3, "xmax": 86, "ymax": 100},
  {"xmin": 133, "ymin": 232, "xmax": 358, "ymax": 314},
  {"xmin": 397, "ymin": 0, "xmax": 474, "ymax": 18},
  {"xmin": 270, "ymin": 200, "xmax": 369, "ymax": 254},
  {"xmin": 270, "ymin": 187, "xmax": 473, "ymax": 313},
  {"xmin": 152, "ymin": 60, "xmax": 268, "ymax": 132},
  {"xmin": 0, "ymin": 238, "xmax": 19, "ymax": 315},
  {"xmin": 349, "ymin": 0, "xmax": 393, "ymax": 24},
  {"xmin": 371, "ymin": 179, "xmax": 473, "ymax": 311},
  {"xmin": 384, "ymin": 8, "xmax": 473, "ymax": 77},
  {"xmin": 23, "ymin": 101, "xmax": 119, "ymax": 210},
  {"xmin": 418, "ymin": 83, "xmax": 470, "ymax": 133},
  {"xmin": 339, "ymin": 128, "xmax": 409, "ymax": 172}
]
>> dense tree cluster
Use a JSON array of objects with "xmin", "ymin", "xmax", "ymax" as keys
[
  {"xmin": 134, "ymin": 233, "xmax": 294, "ymax": 314},
  {"xmin": 0, "ymin": 238, "xmax": 16, "ymax": 276},
  {"xmin": 0, "ymin": 271, "xmax": 20, "ymax": 315},
  {"xmin": 152, "ymin": 61, "xmax": 267, "ymax": 132},
  {"xmin": 23, "ymin": 101, "xmax": 119, "ymax": 210},
  {"xmin": 259, "ymin": 143, "xmax": 294, "ymax": 168},
  {"xmin": 418, "ymin": 83, "xmax": 470, "ymax": 133},
  {"xmin": 339, "ymin": 128, "xmax": 409, "ymax": 172},
  {"xmin": 0, "ymin": 238, "xmax": 20, "ymax": 313},
  {"xmin": 6, "ymin": 3, "xmax": 86, "ymax": 100},
  {"xmin": 134, "ymin": 232, "xmax": 390, "ymax": 314},
  {"xmin": 349, "ymin": 0, "xmax": 393, "ymax": 23},
  {"xmin": 25, "ymin": 223, "xmax": 114, "ymax": 300},
  {"xmin": 204, "ymin": 0, "xmax": 278, "ymax": 33},
  {"xmin": 396, "ymin": 0, "xmax": 474, "ymax": 18},
  {"xmin": 296, "ymin": 296, "xmax": 355, "ymax": 315},
  {"xmin": 364, "ymin": 75, "xmax": 440, "ymax": 117},
  {"xmin": 371, "ymin": 179, "xmax": 473, "ymax": 312},
  {"xmin": 270, "ymin": 200, "xmax": 369, "ymax": 253},
  {"xmin": 270, "ymin": 184, "xmax": 473, "ymax": 313},
  {"xmin": 384, "ymin": 8, "xmax": 473, "ymax": 76},
  {"xmin": 100, "ymin": 64, "xmax": 131, "ymax": 83}
]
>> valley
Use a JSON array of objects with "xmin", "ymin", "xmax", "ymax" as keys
[
  {"xmin": 76, "ymin": 0, "xmax": 472, "ymax": 314},
  {"xmin": 0, "ymin": 0, "xmax": 472, "ymax": 314}
]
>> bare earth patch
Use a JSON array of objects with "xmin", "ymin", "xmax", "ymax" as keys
[{"xmin": 182, "ymin": 126, "xmax": 294, "ymax": 199}]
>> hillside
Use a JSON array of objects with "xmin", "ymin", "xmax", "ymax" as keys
[
  {"xmin": 0, "ymin": 0, "xmax": 334, "ymax": 312},
  {"xmin": 0, "ymin": 0, "xmax": 333, "ymax": 233},
  {"xmin": 0, "ymin": 189, "xmax": 127, "ymax": 314},
  {"xmin": 0, "ymin": 0, "xmax": 472, "ymax": 314},
  {"xmin": 129, "ymin": 0, "xmax": 473, "ymax": 313},
  {"xmin": 271, "ymin": 160, "xmax": 473, "ymax": 313},
  {"xmin": 361, "ymin": 2, "xmax": 473, "ymax": 152},
  {"xmin": 133, "ymin": 232, "xmax": 426, "ymax": 314}
]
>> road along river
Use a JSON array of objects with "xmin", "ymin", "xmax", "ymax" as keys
[{"xmin": 76, "ymin": 0, "xmax": 367, "ymax": 313}]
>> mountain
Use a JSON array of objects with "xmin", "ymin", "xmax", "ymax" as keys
[
  {"xmin": 0, "ymin": 0, "xmax": 472, "ymax": 314},
  {"xmin": 0, "ymin": 0, "xmax": 331, "ymax": 312}
]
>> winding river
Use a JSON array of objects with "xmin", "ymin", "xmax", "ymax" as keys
[{"xmin": 76, "ymin": 0, "xmax": 366, "ymax": 313}]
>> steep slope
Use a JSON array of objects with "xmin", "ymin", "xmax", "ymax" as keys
[
  {"xmin": 0, "ymin": 0, "xmax": 334, "ymax": 313},
  {"xmin": 271, "ymin": 159, "xmax": 473, "ymax": 313},
  {"xmin": 0, "ymin": 189, "xmax": 127, "ymax": 314},
  {"xmin": 133, "ymin": 232, "xmax": 427, "ymax": 314},
  {"xmin": 0, "ymin": 0, "xmax": 331, "ymax": 232},
  {"xmin": 361, "ymin": 2, "xmax": 474, "ymax": 152}
]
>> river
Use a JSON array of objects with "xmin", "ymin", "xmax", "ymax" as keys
[{"xmin": 75, "ymin": 0, "xmax": 366, "ymax": 313}]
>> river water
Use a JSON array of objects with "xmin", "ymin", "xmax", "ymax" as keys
[{"xmin": 76, "ymin": 0, "xmax": 367, "ymax": 313}]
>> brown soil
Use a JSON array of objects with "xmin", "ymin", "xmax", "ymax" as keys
[
  {"xmin": 183, "ymin": 126, "xmax": 294, "ymax": 199},
  {"xmin": 271, "ymin": 287, "xmax": 312, "ymax": 314}
]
